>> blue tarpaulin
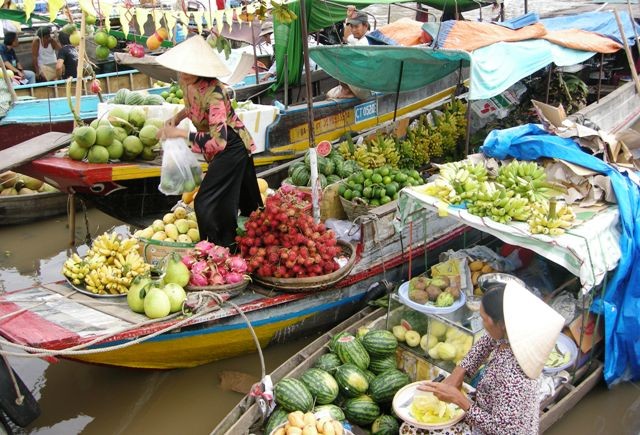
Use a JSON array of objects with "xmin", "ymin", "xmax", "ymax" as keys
[{"xmin": 481, "ymin": 124, "xmax": 640, "ymax": 385}]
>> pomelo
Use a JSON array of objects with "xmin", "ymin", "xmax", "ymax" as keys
[
  {"xmin": 87, "ymin": 145, "xmax": 110, "ymax": 163},
  {"xmin": 141, "ymin": 146, "xmax": 156, "ymax": 160},
  {"xmin": 84, "ymin": 13, "xmax": 97, "ymax": 25},
  {"xmin": 106, "ymin": 35, "xmax": 117, "ymax": 50},
  {"xmin": 96, "ymin": 45, "xmax": 110, "ymax": 60},
  {"xmin": 109, "ymin": 107, "xmax": 129, "ymax": 126},
  {"xmin": 68, "ymin": 141, "xmax": 88, "ymax": 160},
  {"xmin": 113, "ymin": 126, "xmax": 128, "ymax": 143},
  {"xmin": 94, "ymin": 31, "xmax": 109, "ymax": 47},
  {"xmin": 73, "ymin": 126, "xmax": 96, "ymax": 148},
  {"xmin": 128, "ymin": 108, "xmax": 146, "ymax": 129},
  {"xmin": 144, "ymin": 118, "xmax": 164, "ymax": 129},
  {"xmin": 69, "ymin": 31, "xmax": 81, "ymax": 46}
]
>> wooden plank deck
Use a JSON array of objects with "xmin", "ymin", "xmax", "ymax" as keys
[{"xmin": 0, "ymin": 132, "xmax": 70, "ymax": 172}]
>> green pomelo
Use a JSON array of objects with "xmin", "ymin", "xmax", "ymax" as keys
[
  {"xmin": 128, "ymin": 108, "xmax": 147, "ymax": 128},
  {"xmin": 87, "ymin": 145, "xmax": 110, "ymax": 163},
  {"xmin": 113, "ymin": 126, "xmax": 128, "ymax": 143},
  {"xmin": 61, "ymin": 24, "xmax": 76, "ymax": 35},
  {"xmin": 139, "ymin": 125, "xmax": 159, "ymax": 146},
  {"xmin": 109, "ymin": 107, "xmax": 129, "ymax": 126},
  {"xmin": 95, "ymin": 46, "xmax": 110, "ymax": 60},
  {"xmin": 69, "ymin": 31, "xmax": 80, "ymax": 46},
  {"xmin": 106, "ymin": 139, "xmax": 124, "ymax": 160},
  {"xmin": 90, "ymin": 119, "xmax": 99, "ymax": 129},
  {"xmin": 94, "ymin": 31, "xmax": 109, "ymax": 46},
  {"xmin": 73, "ymin": 126, "xmax": 96, "ymax": 148},
  {"xmin": 144, "ymin": 118, "xmax": 164, "ymax": 129},
  {"xmin": 95, "ymin": 125, "xmax": 114, "ymax": 147},
  {"xmin": 123, "ymin": 136, "xmax": 143, "ymax": 156},
  {"xmin": 68, "ymin": 141, "xmax": 87, "ymax": 161},
  {"xmin": 106, "ymin": 35, "xmax": 117, "ymax": 50}
]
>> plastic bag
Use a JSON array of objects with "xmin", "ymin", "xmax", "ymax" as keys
[{"xmin": 158, "ymin": 137, "xmax": 203, "ymax": 196}]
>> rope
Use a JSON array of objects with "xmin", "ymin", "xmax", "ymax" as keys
[{"xmin": 1, "ymin": 354, "xmax": 24, "ymax": 406}]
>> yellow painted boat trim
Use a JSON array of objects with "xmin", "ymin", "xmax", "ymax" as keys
[{"xmin": 69, "ymin": 314, "xmax": 311, "ymax": 369}]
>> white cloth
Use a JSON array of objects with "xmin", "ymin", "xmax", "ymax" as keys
[
  {"xmin": 37, "ymin": 39, "xmax": 58, "ymax": 66},
  {"xmin": 346, "ymin": 32, "xmax": 371, "ymax": 46}
]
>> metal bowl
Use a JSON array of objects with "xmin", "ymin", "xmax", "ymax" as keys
[{"xmin": 477, "ymin": 273, "xmax": 526, "ymax": 293}]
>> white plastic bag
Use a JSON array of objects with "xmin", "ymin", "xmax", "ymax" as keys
[{"xmin": 158, "ymin": 137, "xmax": 203, "ymax": 196}]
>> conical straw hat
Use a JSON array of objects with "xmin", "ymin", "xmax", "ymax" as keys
[
  {"xmin": 503, "ymin": 281, "xmax": 565, "ymax": 379},
  {"xmin": 156, "ymin": 35, "xmax": 231, "ymax": 78}
]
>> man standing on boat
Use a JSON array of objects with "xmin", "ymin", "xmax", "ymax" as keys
[{"xmin": 0, "ymin": 32, "xmax": 35, "ymax": 84}]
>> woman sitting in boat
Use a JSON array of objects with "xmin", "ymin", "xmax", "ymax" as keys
[
  {"xmin": 55, "ymin": 31, "xmax": 78, "ymax": 79},
  {"xmin": 155, "ymin": 35, "xmax": 263, "ymax": 248},
  {"xmin": 412, "ymin": 282, "xmax": 565, "ymax": 434},
  {"xmin": 32, "ymin": 26, "xmax": 61, "ymax": 81},
  {"xmin": 0, "ymin": 31, "xmax": 35, "ymax": 84}
]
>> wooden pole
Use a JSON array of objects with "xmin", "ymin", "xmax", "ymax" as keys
[
  {"xmin": 626, "ymin": 0, "xmax": 640, "ymax": 58},
  {"xmin": 614, "ymin": 9, "xmax": 640, "ymax": 95},
  {"xmin": 74, "ymin": 14, "xmax": 87, "ymax": 128}
]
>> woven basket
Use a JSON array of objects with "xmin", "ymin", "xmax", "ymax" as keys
[
  {"xmin": 185, "ymin": 278, "xmax": 249, "ymax": 299},
  {"xmin": 252, "ymin": 241, "xmax": 357, "ymax": 293},
  {"xmin": 339, "ymin": 196, "xmax": 373, "ymax": 221}
]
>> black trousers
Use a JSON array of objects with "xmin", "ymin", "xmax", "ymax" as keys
[{"xmin": 194, "ymin": 134, "xmax": 262, "ymax": 248}]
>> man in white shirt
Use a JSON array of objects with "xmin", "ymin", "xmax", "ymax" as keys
[{"xmin": 344, "ymin": 11, "xmax": 370, "ymax": 46}]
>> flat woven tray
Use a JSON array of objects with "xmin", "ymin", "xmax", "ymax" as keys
[
  {"xmin": 253, "ymin": 241, "xmax": 357, "ymax": 293},
  {"xmin": 185, "ymin": 278, "xmax": 249, "ymax": 299}
]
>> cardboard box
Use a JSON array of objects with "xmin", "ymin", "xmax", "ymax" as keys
[{"xmin": 568, "ymin": 312, "xmax": 604, "ymax": 354}]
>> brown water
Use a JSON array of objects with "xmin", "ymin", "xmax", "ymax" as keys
[{"xmin": 0, "ymin": 209, "xmax": 638, "ymax": 434}]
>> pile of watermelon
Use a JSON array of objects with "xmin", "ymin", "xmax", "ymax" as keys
[
  {"xmin": 284, "ymin": 149, "xmax": 362, "ymax": 189},
  {"xmin": 267, "ymin": 328, "xmax": 408, "ymax": 435},
  {"xmin": 110, "ymin": 88, "xmax": 165, "ymax": 106}
]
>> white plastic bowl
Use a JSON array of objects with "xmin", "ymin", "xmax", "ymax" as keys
[
  {"xmin": 543, "ymin": 333, "xmax": 579, "ymax": 374},
  {"xmin": 398, "ymin": 280, "xmax": 466, "ymax": 315}
]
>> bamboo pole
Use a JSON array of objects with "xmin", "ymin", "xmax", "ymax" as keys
[
  {"xmin": 626, "ymin": 0, "xmax": 640, "ymax": 58},
  {"xmin": 613, "ymin": 9, "xmax": 640, "ymax": 95},
  {"xmin": 74, "ymin": 14, "xmax": 87, "ymax": 128}
]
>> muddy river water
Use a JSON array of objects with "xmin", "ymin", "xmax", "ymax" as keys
[{"xmin": 2, "ymin": 0, "xmax": 640, "ymax": 432}]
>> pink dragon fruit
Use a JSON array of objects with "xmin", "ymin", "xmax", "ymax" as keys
[
  {"xmin": 190, "ymin": 260, "xmax": 209, "ymax": 276},
  {"xmin": 208, "ymin": 272, "xmax": 225, "ymax": 286},
  {"xmin": 189, "ymin": 273, "xmax": 208, "ymax": 287},
  {"xmin": 208, "ymin": 245, "xmax": 230, "ymax": 265},
  {"xmin": 194, "ymin": 241, "xmax": 215, "ymax": 257},
  {"xmin": 181, "ymin": 254, "xmax": 197, "ymax": 268},
  {"xmin": 227, "ymin": 256, "xmax": 248, "ymax": 274},
  {"xmin": 225, "ymin": 271, "xmax": 245, "ymax": 284}
]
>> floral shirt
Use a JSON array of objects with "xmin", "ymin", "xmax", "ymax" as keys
[
  {"xmin": 184, "ymin": 77, "xmax": 254, "ymax": 161},
  {"xmin": 459, "ymin": 334, "xmax": 539, "ymax": 435}
]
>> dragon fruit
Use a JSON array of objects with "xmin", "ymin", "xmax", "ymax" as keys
[
  {"xmin": 225, "ymin": 271, "xmax": 244, "ymax": 284},
  {"xmin": 208, "ymin": 272, "xmax": 225, "ymax": 286},
  {"xmin": 181, "ymin": 254, "xmax": 197, "ymax": 268},
  {"xmin": 190, "ymin": 260, "xmax": 209, "ymax": 276},
  {"xmin": 183, "ymin": 241, "xmax": 247, "ymax": 287},
  {"xmin": 209, "ymin": 245, "xmax": 230, "ymax": 265},
  {"xmin": 227, "ymin": 256, "xmax": 247, "ymax": 274},
  {"xmin": 195, "ymin": 240, "xmax": 215, "ymax": 257},
  {"xmin": 189, "ymin": 273, "xmax": 208, "ymax": 287}
]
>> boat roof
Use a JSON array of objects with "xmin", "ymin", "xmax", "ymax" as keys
[{"xmin": 309, "ymin": 10, "xmax": 640, "ymax": 100}]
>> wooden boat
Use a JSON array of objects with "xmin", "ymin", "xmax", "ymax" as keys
[
  {"xmin": 213, "ymin": 305, "xmax": 604, "ymax": 434},
  {"xmin": 0, "ymin": 190, "xmax": 69, "ymax": 225},
  {"xmin": 0, "ymin": 204, "xmax": 466, "ymax": 369}
]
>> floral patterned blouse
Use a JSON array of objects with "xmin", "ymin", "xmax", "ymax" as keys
[
  {"xmin": 183, "ymin": 77, "xmax": 255, "ymax": 161},
  {"xmin": 459, "ymin": 334, "xmax": 539, "ymax": 435}
]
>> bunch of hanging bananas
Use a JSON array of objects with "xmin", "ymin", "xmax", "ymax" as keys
[
  {"xmin": 271, "ymin": 0, "xmax": 298, "ymax": 24},
  {"xmin": 62, "ymin": 232, "xmax": 150, "ymax": 295},
  {"xmin": 338, "ymin": 134, "xmax": 401, "ymax": 169},
  {"xmin": 528, "ymin": 200, "xmax": 575, "ymax": 236},
  {"xmin": 496, "ymin": 160, "xmax": 566, "ymax": 202},
  {"xmin": 370, "ymin": 135, "xmax": 400, "ymax": 168},
  {"xmin": 432, "ymin": 99, "xmax": 467, "ymax": 159}
]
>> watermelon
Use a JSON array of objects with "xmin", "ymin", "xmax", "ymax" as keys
[
  {"xmin": 343, "ymin": 395, "xmax": 381, "ymax": 426},
  {"xmin": 334, "ymin": 335, "xmax": 370, "ymax": 370},
  {"xmin": 317, "ymin": 140, "xmax": 332, "ymax": 157},
  {"xmin": 329, "ymin": 331, "xmax": 351, "ymax": 352},
  {"xmin": 363, "ymin": 369, "xmax": 377, "ymax": 384},
  {"xmin": 144, "ymin": 94, "xmax": 165, "ymax": 105},
  {"xmin": 316, "ymin": 155, "xmax": 328, "ymax": 174},
  {"xmin": 327, "ymin": 174, "xmax": 342, "ymax": 185},
  {"xmin": 274, "ymin": 378, "xmax": 313, "ymax": 412},
  {"xmin": 361, "ymin": 329, "xmax": 398, "ymax": 357},
  {"xmin": 322, "ymin": 159, "xmax": 335, "ymax": 176},
  {"xmin": 264, "ymin": 407, "xmax": 288, "ymax": 435},
  {"xmin": 291, "ymin": 166, "xmax": 310, "ymax": 187},
  {"xmin": 125, "ymin": 91, "xmax": 145, "ymax": 105},
  {"xmin": 300, "ymin": 368, "xmax": 339, "ymax": 405},
  {"xmin": 113, "ymin": 88, "xmax": 130, "ymax": 105},
  {"xmin": 371, "ymin": 415, "xmax": 400, "ymax": 435},
  {"xmin": 314, "ymin": 353, "xmax": 342, "ymax": 373},
  {"xmin": 288, "ymin": 161, "xmax": 305, "ymax": 177},
  {"xmin": 313, "ymin": 404, "xmax": 345, "ymax": 422},
  {"xmin": 368, "ymin": 355, "xmax": 397, "ymax": 375},
  {"xmin": 369, "ymin": 369, "xmax": 411, "ymax": 403},
  {"xmin": 334, "ymin": 363, "xmax": 369, "ymax": 397},
  {"xmin": 308, "ymin": 173, "xmax": 328, "ymax": 188},
  {"xmin": 400, "ymin": 310, "xmax": 429, "ymax": 335}
]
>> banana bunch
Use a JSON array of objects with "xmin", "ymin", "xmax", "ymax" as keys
[
  {"xmin": 496, "ymin": 160, "xmax": 565, "ymax": 202},
  {"xmin": 528, "ymin": 200, "xmax": 575, "ymax": 236},
  {"xmin": 62, "ymin": 254, "xmax": 90, "ymax": 286},
  {"xmin": 62, "ymin": 232, "xmax": 151, "ymax": 295},
  {"xmin": 420, "ymin": 179, "xmax": 455, "ymax": 202},
  {"xmin": 437, "ymin": 161, "xmax": 489, "ymax": 204},
  {"xmin": 353, "ymin": 145, "xmax": 386, "ymax": 169},
  {"xmin": 338, "ymin": 138, "xmax": 355, "ymax": 160},
  {"xmin": 370, "ymin": 135, "xmax": 400, "ymax": 168},
  {"xmin": 271, "ymin": 0, "xmax": 298, "ymax": 24}
]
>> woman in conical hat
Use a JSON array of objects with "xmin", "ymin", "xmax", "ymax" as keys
[
  {"xmin": 411, "ymin": 281, "xmax": 565, "ymax": 435},
  {"xmin": 156, "ymin": 35, "xmax": 262, "ymax": 248}
]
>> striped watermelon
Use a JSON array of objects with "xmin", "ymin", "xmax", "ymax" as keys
[
  {"xmin": 274, "ymin": 378, "xmax": 313, "ymax": 412},
  {"xmin": 300, "ymin": 368, "xmax": 339, "ymax": 405},
  {"xmin": 334, "ymin": 363, "xmax": 369, "ymax": 397},
  {"xmin": 361, "ymin": 330, "xmax": 398, "ymax": 357},
  {"xmin": 329, "ymin": 331, "xmax": 351, "ymax": 352},
  {"xmin": 334, "ymin": 335, "xmax": 370, "ymax": 370},
  {"xmin": 369, "ymin": 369, "xmax": 411, "ymax": 403},
  {"xmin": 368, "ymin": 354, "xmax": 397, "ymax": 374},
  {"xmin": 343, "ymin": 395, "xmax": 381, "ymax": 426},
  {"xmin": 313, "ymin": 404, "xmax": 346, "ymax": 422},
  {"xmin": 314, "ymin": 353, "xmax": 342, "ymax": 373},
  {"xmin": 400, "ymin": 310, "xmax": 429, "ymax": 335},
  {"xmin": 362, "ymin": 369, "xmax": 376, "ymax": 384},
  {"xmin": 371, "ymin": 414, "xmax": 400, "ymax": 435},
  {"xmin": 264, "ymin": 407, "xmax": 288, "ymax": 435}
]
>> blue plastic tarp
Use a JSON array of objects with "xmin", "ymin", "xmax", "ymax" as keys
[
  {"xmin": 541, "ymin": 11, "xmax": 638, "ymax": 46},
  {"xmin": 481, "ymin": 124, "xmax": 640, "ymax": 385}
]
